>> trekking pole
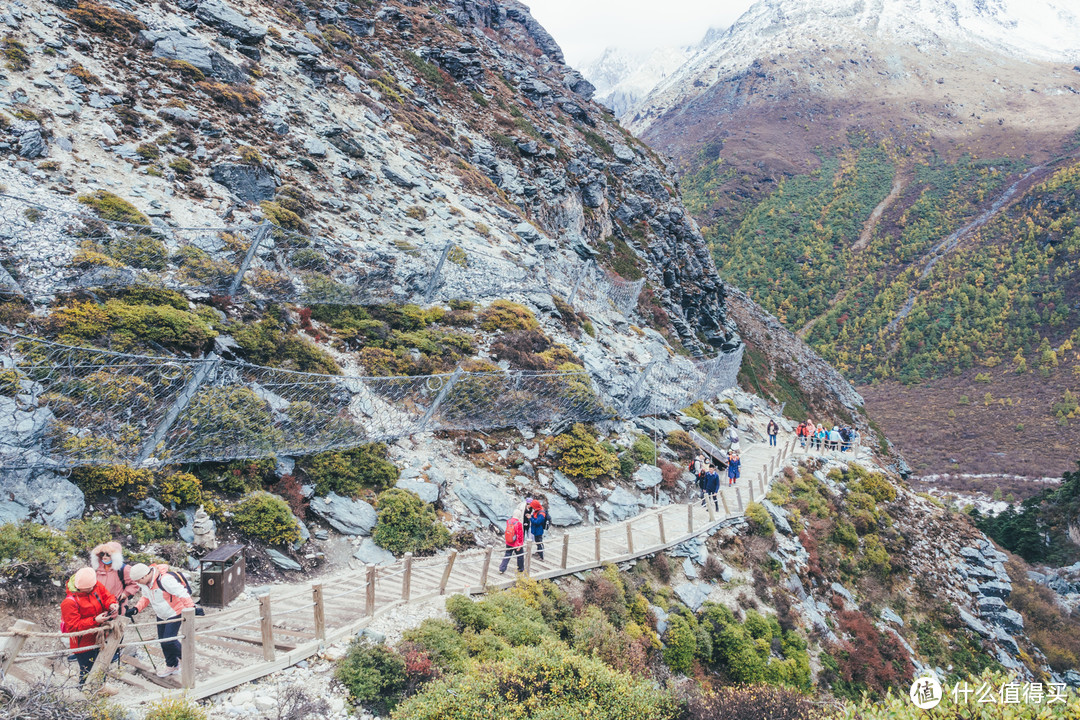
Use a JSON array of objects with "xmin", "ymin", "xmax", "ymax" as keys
[{"xmin": 131, "ymin": 621, "xmax": 157, "ymax": 671}]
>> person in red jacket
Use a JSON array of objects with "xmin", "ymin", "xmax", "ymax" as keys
[
  {"xmin": 498, "ymin": 515, "xmax": 525, "ymax": 574},
  {"xmin": 60, "ymin": 567, "xmax": 118, "ymax": 687}
]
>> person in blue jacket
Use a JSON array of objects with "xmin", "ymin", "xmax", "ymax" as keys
[
  {"xmin": 701, "ymin": 464, "xmax": 721, "ymax": 511},
  {"xmin": 528, "ymin": 499, "xmax": 548, "ymax": 561},
  {"xmin": 727, "ymin": 450, "xmax": 741, "ymax": 487}
]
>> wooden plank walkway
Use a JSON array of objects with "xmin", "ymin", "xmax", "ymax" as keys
[{"xmin": 0, "ymin": 421, "xmax": 795, "ymax": 704}]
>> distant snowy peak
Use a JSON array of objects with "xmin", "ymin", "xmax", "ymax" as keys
[
  {"xmin": 629, "ymin": 0, "xmax": 1080, "ymax": 131},
  {"xmin": 582, "ymin": 45, "xmax": 696, "ymax": 118}
]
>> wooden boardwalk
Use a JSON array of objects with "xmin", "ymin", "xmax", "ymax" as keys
[{"xmin": 0, "ymin": 422, "xmax": 795, "ymax": 703}]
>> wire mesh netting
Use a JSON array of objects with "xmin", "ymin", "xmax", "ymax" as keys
[
  {"xmin": 0, "ymin": 193, "xmax": 642, "ymax": 315},
  {"xmin": 0, "ymin": 330, "xmax": 741, "ymax": 471}
]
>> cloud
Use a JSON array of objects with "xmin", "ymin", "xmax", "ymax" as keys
[{"xmin": 525, "ymin": 0, "xmax": 755, "ymax": 66}]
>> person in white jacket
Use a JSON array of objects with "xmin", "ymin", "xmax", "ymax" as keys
[{"xmin": 125, "ymin": 563, "xmax": 195, "ymax": 678}]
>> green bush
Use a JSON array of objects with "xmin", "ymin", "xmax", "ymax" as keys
[
  {"xmin": 336, "ymin": 640, "xmax": 407, "ymax": 715},
  {"xmin": 682, "ymin": 401, "xmax": 726, "ymax": 438},
  {"xmin": 830, "ymin": 519, "xmax": 859, "ymax": 550},
  {"xmin": 631, "ymin": 434, "xmax": 656, "ymax": 464},
  {"xmin": 478, "ymin": 300, "xmax": 539, "ymax": 332},
  {"xmin": 0, "ymin": 521, "xmax": 75, "ymax": 579},
  {"xmin": 66, "ymin": 514, "xmax": 171, "ymax": 550},
  {"xmin": 70, "ymin": 465, "xmax": 153, "ymax": 500},
  {"xmin": 46, "ymin": 299, "xmax": 216, "ymax": 352},
  {"xmin": 232, "ymin": 316, "xmax": 339, "ymax": 374},
  {"xmin": 549, "ymin": 423, "xmax": 618, "ymax": 480},
  {"xmin": 143, "ymin": 697, "xmax": 208, "ymax": 720},
  {"xmin": 372, "ymin": 489, "xmax": 450, "ymax": 555},
  {"xmin": 401, "ymin": 618, "xmax": 470, "ymax": 673},
  {"xmin": 177, "ymin": 386, "xmax": 283, "ymax": 455},
  {"xmin": 662, "ymin": 614, "xmax": 697, "ymax": 674},
  {"xmin": 231, "ymin": 492, "xmax": 301, "ymax": 546},
  {"xmin": 303, "ymin": 443, "xmax": 398, "ymax": 497},
  {"xmin": 391, "ymin": 643, "xmax": 682, "ymax": 720},
  {"xmin": 78, "ymin": 190, "xmax": 149, "ymax": 225},
  {"xmin": 445, "ymin": 593, "xmax": 548, "ymax": 647},
  {"xmin": 745, "ymin": 502, "xmax": 776, "ymax": 536}
]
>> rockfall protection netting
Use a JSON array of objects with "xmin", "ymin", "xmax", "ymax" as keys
[
  {"xmin": 0, "ymin": 330, "xmax": 743, "ymax": 471},
  {"xmin": 0, "ymin": 193, "xmax": 643, "ymax": 316}
]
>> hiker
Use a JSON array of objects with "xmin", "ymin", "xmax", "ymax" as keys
[
  {"xmin": 767, "ymin": 419, "xmax": 779, "ymax": 447},
  {"xmin": 727, "ymin": 450, "xmax": 741, "ymax": 487},
  {"xmin": 528, "ymin": 499, "xmax": 548, "ymax": 561},
  {"xmin": 124, "ymin": 563, "xmax": 194, "ymax": 679},
  {"xmin": 60, "ymin": 567, "xmax": 119, "ymax": 690},
  {"xmin": 726, "ymin": 425, "xmax": 740, "ymax": 451},
  {"xmin": 828, "ymin": 426, "xmax": 842, "ymax": 452},
  {"xmin": 814, "ymin": 424, "xmax": 826, "ymax": 452},
  {"xmin": 498, "ymin": 514, "xmax": 525, "ymax": 574},
  {"xmin": 690, "ymin": 453, "xmax": 706, "ymax": 499},
  {"xmin": 701, "ymin": 464, "xmax": 721, "ymax": 511},
  {"xmin": 91, "ymin": 542, "xmax": 139, "ymax": 611}
]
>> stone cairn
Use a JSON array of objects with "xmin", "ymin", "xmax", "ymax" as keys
[{"xmin": 192, "ymin": 505, "xmax": 217, "ymax": 550}]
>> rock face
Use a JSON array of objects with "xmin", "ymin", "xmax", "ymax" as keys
[
  {"xmin": 195, "ymin": 0, "xmax": 267, "ymax": 44},
  {"xmin": 0, "ymin": 467, "xmax": 83, "ymax": 528},
  {"xmin": 309, "ymin": 493, "xmax": 377, "ymax": 536},
  {"xmin": 353, "ymin": 538, "xmax": 395, "ymax": 565},
  {"xmin": 396, "ymin": 478, "xmax": 439, "ymax": 504},
  {"xmin": 211, "ymin": 163, "xmax": 276, "ymax": 203},
  {"xmin": 552, "ymin": 471, "xmax": 580, "ymax": 500},
  {"xmin": 597, "ymin": 487, "xmax": 642, "ymax": 522},
  {"xmin": 633, "ymin": 464, "xmax": 663, "ymax": 490},
  {"xmin": 542, "ymin": 492, "xmax": 582, "ymax": 526},
  {"xmin": 265, "ymin": 548, "xmax": 301, "ymax": 571}
]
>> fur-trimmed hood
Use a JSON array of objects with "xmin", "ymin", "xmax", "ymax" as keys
[{"xmin": 90, "ymin": 542, "xmax": 123, "ymax": 571}]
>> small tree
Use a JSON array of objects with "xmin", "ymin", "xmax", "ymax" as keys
[{"xmin": 372, "ymin": 489, "xmax": 450, "ymax": 555}]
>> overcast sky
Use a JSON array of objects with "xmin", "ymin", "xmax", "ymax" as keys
[{"xmin": 524, "ymin": 0, "xmax": 756, "ymax": 67}]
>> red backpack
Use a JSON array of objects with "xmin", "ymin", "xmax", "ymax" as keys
[{"xmin": 504, "ymin": 517, "xmax": 523, "ymax": 546}]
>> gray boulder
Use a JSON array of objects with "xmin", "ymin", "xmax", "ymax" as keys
[
  {"xmin": 958, "ymin": 608, "xmax": 992, "ymax": 637},
  {"xmin": 880, "ymin": 606, "xmax": 904, "ymax": 626},
  {"xmin": 612, "ymin": 143, "xmax": 635, "ymax": 163},
  {"xmin": 0, "ymin": 467, "xmax": 84, "ymax": 528},
  {"xmin": 977, "ymin": 581, "xmax": 1012, "ymax": 599},
  {"xmin": 1064, "ymin": 670, "xmax": 1080, "ymax": 688},
  {"xmin": 381, "ymin": 165, "xmax": 419, "ymax": 189},
  {"xmin": 396, "ymin": 478, "xmax": 439, "ymax": 504},
  {"xmin": 673, "ymin": 582, "xmax": 711, "ymax": 612},
  {"xmin": 977, "ymin": 595, "xmax": 1008, "ymax": 616},
  {"xmin": 265, "ymin": 549, "xmax": 301, "ymax": 572},
  {"xmin": 309, "ymin": 493, "xmax": 376, "ymax": 536},
  {"xmin": 597, "ymin": 487, "xmax": 641, "ymax": 522},
  {"xmin": 211, "ymin": 163, "xmax": 276, "ymax": 203},
  {"xmin": 454, "ymin": 475, "xmax": 517, "ymax": 527},
  {"xmin": 633, "ymin": 464, "xmax": 663, "ymax": 490},
  {"xmin": 650, "ymin": 604, "xmax": 669, "ymax": 634},
  {"xmin": 761, "ymin": 499, "xmax": 792, "ymax": 535},
  {"xmin": 134, "ymin": 497, "xmax": 166, "ymax": 521},
  {"xmin": 353, "ymin": 538, "xmax": 395, "ymax": 566},
  {"xmin": 543, "ymin": 493, "xmax": 582, "ymax": 526},
  {"xmin": 196, "ymin": 0, "xmax": 267, "ymax": 44},
  {"xmin": 995, "ymin": 609, "xmax": 1025, "ymax": 635},
  {"xmin": 12, "ymin": 121, "xmax": 46, "ymax": 159},
  {"xmin": 682, "ymin": 558, "xmax": 697, "ymax": 580},
  {"xmin": 552, "ymin": 471, "xmax": 579, "ymax": 500}
]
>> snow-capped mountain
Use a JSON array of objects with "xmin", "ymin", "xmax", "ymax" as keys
[
  {"xmin": 627, "ymin": 0, "xmax": 1080, "ymax": 139},
  {"xmin": 582, "ymin": 45, "xmax": 695, "ymax": 118}
]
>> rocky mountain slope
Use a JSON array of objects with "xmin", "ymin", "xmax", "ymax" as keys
[
  {"xmin": 623, "ymin": 0, "xmax": 1080, "ymax": 477},
  {"xmin": 581, "ymin": 45, "xmax": 693, "ymax": 118}
]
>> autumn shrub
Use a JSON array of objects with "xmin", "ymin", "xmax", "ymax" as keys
[
  {"xmin": 66, "ymin": 1, "xmax": 146, "ymax": 40},
  {"xmin": 1007, "ymin": 569, "xmax": 1080, "ymax": 672},
  {"xmin": 3, "ymin": 36, "xmax": 29, "ymax": 71},
  {"xmin": 158, "ymin": 472, "xmax": 202, "ymax": 507},
  {"xmin": 231, "ymin": 492, "xmax": 301, "ymax": 546},
  {"xmin": 401, "ymin": 619, "xmax": 470, "ymax": 674},
  {"xmin": 390, "ymin": 643, "xmax": 682, "ymax": 720},
  {"xmin": 685, "ymin": 684, "xmax": 817, "ymax": 720},
  {"xmin": 651, "ymin": 553, "xmax": 671, "ymax": 583},
  {"xmin": 659, "ymin": 459, "xmax": 682, "ymax": 489},
  {"xmin": 302, "ymin": 443, "xmax": 399, "ymax": 497},
  {"xmin": 108, "ymin": 235, "xmax": 169, "ymax": 270},
  {"xmin": 582, "ymin": 569, "xmax": 628, "ymax": 628},
  {"xmin": 70, "ymin": 465, "xmax": 153, "ymax": 500},
  {"xmin": 549, "ymin": 423, "xmax": 618, "ymax": 480},
  {"xmin": 259, "ymin": 200, "xmax": 310, "ymax": 234},
  {"xmin": 571, "ymin": 605, "xmax": 650, "ymax": 675},
  {"xmin": 372, "ymin": 489, "xmax": 450, "ymax": 555},
  {"xmin": 335, "ymin": 640, "xmax": 407, "ymax": 715},
  {"xmin": 195, "ymin": 80, "xmax": 262, "ymax": 111},
  {"xmin": 666, "ymin": 429, "xmax": 696, "ymax": 460},
  {"xmin": 232, "ymin": 315, "xmax": 338, "ymax": 374},
  {"xmin": 478, "ymin": 300, "xmax": 539, "ymax": 332},
  {"xmin": 821, "ymin": 608, "xmax": 914, "ymax": 701}
]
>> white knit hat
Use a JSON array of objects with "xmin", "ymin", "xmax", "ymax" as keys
[{"xmin": 128, "ymin": 563, "xmax": 151, "ymax": 582}]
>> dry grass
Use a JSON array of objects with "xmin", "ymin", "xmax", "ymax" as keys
[{"xmin": 1005, "ymin": 557, "xmax": 1080, "ymax": 672}]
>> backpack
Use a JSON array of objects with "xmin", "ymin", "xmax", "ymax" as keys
[
  {"xmin": 504, "ymin": 518, "xmax": 523, "ymax": 546},
  {"xmin": 156, "ymin": 568, "xmax": 205, "ymax": 616},
  {"xmin": 531, "ymin": 511, "xmax": 548, "ymax": 536}
]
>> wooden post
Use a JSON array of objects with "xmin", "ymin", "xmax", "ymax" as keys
[
  {"xmin": 735, "ymin": 487, "xmax": 743, "ymax": 511},
  {"xmin": 258, "ymin": 595, "xmax": 276, "ymax": 662},
  {"xmin": 687, "ymin": 503, "xmax": 694, "ymax": 532},
  {"xmin": 479, "ymin": 545, "xmax": 494, "ymax": 589},
  {"xmin": 763, "ymin": 463, "xmax": 768, "ymax": 480},
  {"xmin": 438, "ymin": 551, "xmax": 457, "ymax": 594},
  {"xmin": 626, "ymin": 523, "xmax": 634, "ymax": 554},
  {"xmin": 748, "ymin": 483, "xmax": 755, "ymax": 503},
  {"xmin": 760, "ymin": 475, "xmax": 766, "ymax": 494},
  {"xmin": 720, "ymin": 491, "xmax": 730, "ymax": 515},
  {"xmin": 706, "ymin": 497, "xmax": 716, "ymax": 523},
  {"xmin": 560, "ymin": 534, "xmax": 569, "ymax": 569},
  {"xmin": 594, "ymin": 527, "xmax": 601, "ymax": 563},
  {"xmin": 524, "ymin": 541, "xmax": 533, "ymax": 577},
  {"xmin": 0, "ymin": 620, "xmax": 34, "ymax": 677},
  {"xmin": 658, "ymin": 514, "xmax": 666, "ymax": 544},
  {"xmin": 365, "ymin": 564, "xmax": 376, "ymax": 617},
  {"xmin": 313, "ymin": 585, "xmax": 326, "ymax": 643},
  {"xmin": 89, "ymin": 617, "xmax": 127, "ymax": 682},
  {"xmin": 401, "ymin": 553, "xmax": 413, "ymax": 601},
  {"xmin": 179, "ymin": 608, "xmax": 196, "ymax": 689}
]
